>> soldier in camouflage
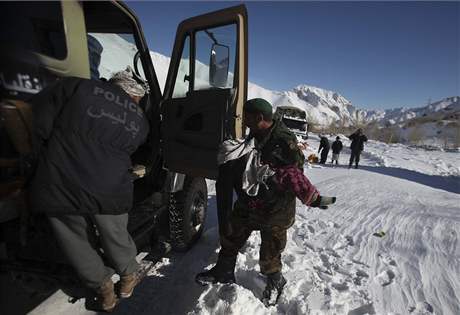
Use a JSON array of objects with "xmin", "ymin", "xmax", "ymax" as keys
[{"xmin": 196, "ymin": 98, "xmax": 306, "ymax": 305}]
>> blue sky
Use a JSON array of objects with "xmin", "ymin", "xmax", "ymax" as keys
[{"xmin": 127, "ymin": 1, "xmax": 459, "ymax": 110}]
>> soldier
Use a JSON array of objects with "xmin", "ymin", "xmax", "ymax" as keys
[
  {"xmin": 30, "ymin": 68, "xmax": 149, "ymax": 311},
  {"xmin": 196, "ymin": 98, "xmax": 331, "ymax": 306}
]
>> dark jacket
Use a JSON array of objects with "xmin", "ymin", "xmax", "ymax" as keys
[
  {"xmin": 348, "ymin": 132, "xmax": 368, "ymax": 153},
  {"xmin": 318, "ymin": 137, "xmax": 330, "ymax": 153},
  {"xmin": 217, "ymin": 120, "xmax": 304, "ymax": 229},
  {"xmin": 30, "ymin": 77, "xmax": 149, "ymax": 215},
  {"xmin": 331, "ymin": 140, "xmax": 343, "ymax": 154}
]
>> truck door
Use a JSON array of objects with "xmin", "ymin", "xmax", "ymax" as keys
[{"xmin": 161, "ymin": 5, "xmax": 248, "ymax": 180}]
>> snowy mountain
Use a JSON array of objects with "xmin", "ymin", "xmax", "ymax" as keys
[
  {"xmin": 365, "ymin": 97, "xmax": 460, "ymax": 147},
  {"xmin": 247, "ymin": 83, "xmax": 368, "ymax": 126},
  {"xmin": 366, "ymin": 96, "xmax": 460, "ymax": 126},
  {"xmin": 94, "ymin": 34, "xmax": 459, "ymax": 146}
]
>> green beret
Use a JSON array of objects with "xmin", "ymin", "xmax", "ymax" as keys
[{"xmin": 243, "ymin": 98, "xmax": 273, "ymax": 117}]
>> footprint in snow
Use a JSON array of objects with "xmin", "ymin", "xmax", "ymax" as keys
[
  {"xmin": 348, "ymin": 303, "xmax": 376, "ymax": 315},
  {"xmin": 353, "ymin": 269, "xmax": 369, "ymax": 285},
  {"xmin": 333, "ymin": 234, "xmax": 354, "ymax": 251},
  {"xmin": 408, "ymin": 301, "xmax": 434, "ymax": 314},
  {"xmin": 217, "ymin": 284, "xmax": 238, "ymax": 304},
  {"xmin": 283, "ymin": 254, "xmax": 296, "ymax": 268},
  {"xmin": 377, "ymin": 252, "xmax": 397, "ymax": 267},
  {"xmin": 331, "ymin": 282, "xmax": 349, "ymax": 291},
  {"xmin": 375, "ymin": 269, "xmax": 395, "ymax": 286}
]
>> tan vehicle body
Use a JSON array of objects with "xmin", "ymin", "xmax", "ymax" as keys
[{"xmin": 0, "ymin": 0, "xmax": 248, "ymax": 295}]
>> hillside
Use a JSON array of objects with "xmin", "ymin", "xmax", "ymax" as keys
[{"xmin": 93, "ymin": 33, "xmax": 459, "ymax": 147}]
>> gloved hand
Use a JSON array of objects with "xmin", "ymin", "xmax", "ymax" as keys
[{"xmin": 310, "ymin": 195, "xmax": 336, "ymax": 209}]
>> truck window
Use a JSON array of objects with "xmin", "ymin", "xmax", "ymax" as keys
[
  {"xmin": 83, "ymin": 2, "xmax": 147, "ymax": 82},
  {"xmin": 86, "ymin": 33, "xmax": 146, "ymax": 82},
  {"xmin": 194, "ymin": 24, "xmax": 236, "ymax": 91},
  {"xmin": 172, "ymin": 36, "xmax": 191, "ymax": 98},
  {"xmin": 0, "ymin": 2, "xmax": 67, "ymax": 60},
  {"xmin": 283, "ymin": 118, "xmax": 307, "ymax": 131}
]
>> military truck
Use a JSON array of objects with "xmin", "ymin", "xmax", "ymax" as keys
[
  {"xmin": 275, "ymin": 106, "xmax": 309, "ymax": 140},
  {"xmin": 0, "ymin": 0, "xmax": 248, "ymax": 295}
]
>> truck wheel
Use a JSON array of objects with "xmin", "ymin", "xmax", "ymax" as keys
[{"xmin": 169, "ymin": 177, "xmax": 207, "ymax": 251}]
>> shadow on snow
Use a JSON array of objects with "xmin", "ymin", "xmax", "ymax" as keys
[{"xmin": 360, "ymin": 165, "xmax": 460, "ymax": 194}]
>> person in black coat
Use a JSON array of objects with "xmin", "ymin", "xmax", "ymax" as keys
[
  {"xmin": 331, "ymin": 136, "xmax": 343, "ymax": 165},
  {"xmin": 30, "ymin": 67, "xmax": 149, "ymax": 311},
  {"xmin": 318, "ymin": 135, "xmax": 330, "ymax": 164},
  {"xmin": 348, "ymin": 128, "xmax": 368, "ymax": 169}
]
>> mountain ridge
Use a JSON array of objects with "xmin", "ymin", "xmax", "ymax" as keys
[{"xmin": 95, "ymin": 33, "xmax": 459, "ymax": 147}]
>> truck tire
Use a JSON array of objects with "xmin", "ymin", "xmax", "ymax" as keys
[{"xmin": 169, "ymin": 177, "xmax": 207, "ymax": 251}]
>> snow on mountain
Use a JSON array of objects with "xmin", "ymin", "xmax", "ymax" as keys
[
  {"xmin": 366, "ymin": 97, "xmax": 460, "ymax": 147},
  {"xmin": 94, "ymin": 33, "xmax": 458, "ymax": 146},
  {"xmin": 367, "ymin": 96, "xmax": 460, "ymax": 126}
]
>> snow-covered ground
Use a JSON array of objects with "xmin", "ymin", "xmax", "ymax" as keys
[{"xmin": 26, "ymin": 135, "xmax": 459, "ymax": 315}]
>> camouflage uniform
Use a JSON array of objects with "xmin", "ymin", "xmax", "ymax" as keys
[{"xmin": 217, "ymin": 119, "xmax": 304, "ymax": 275}]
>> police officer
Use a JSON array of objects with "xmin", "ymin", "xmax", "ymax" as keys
[
  {"xmin": 196, "ymin": 98, "xmax": 307, "ymax": 305},
  {"xmin": 30, "ymin": 67, "xmax": 149, "ymax": 311}
]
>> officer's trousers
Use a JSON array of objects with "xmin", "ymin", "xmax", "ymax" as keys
[
  {"xmin": 49, "ymin": 214, "xmax": 139, "ymax": 289},
  {"xmin": 349, "ymin": 150, "xmax": 361, "ymax": 167},
  {"xmin": 320, "ymin": 149, "xmax": 329, "ymax": 164}
]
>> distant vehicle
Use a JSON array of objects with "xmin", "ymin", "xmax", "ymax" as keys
[
  {"xmin": 0, "ymin": 0, "xmax": 248, "ymax": 295},
  {"xmin": 275, "ymin": 106, "xmax": 309, "ymax": 140}
]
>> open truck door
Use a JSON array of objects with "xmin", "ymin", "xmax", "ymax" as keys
[{"xmin": 161, "ymin": 5, "xmax": 248, "ymax": 180}]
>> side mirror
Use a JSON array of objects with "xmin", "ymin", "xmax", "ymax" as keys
[{"xmin": 209, "ymin": 43, "xmax": 229, "ymax": 88}]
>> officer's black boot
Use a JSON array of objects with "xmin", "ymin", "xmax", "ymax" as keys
[
  {"xmin": 262, "ymin": 272, "xmax": 287, "ymax": 306},
  {"xmin": 195, "ymin": 254, "xmax": 236, "ymax": 285}
]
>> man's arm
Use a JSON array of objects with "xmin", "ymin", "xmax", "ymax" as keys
[{"xmin": 318, "ymin": 141, "xmax": 323, "ymax": 153}]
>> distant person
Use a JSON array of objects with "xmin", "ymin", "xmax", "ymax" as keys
[
  {"xmin": 331, "ymin": 136, "xmax": 343, "ymax": 165},
  {"xmin": 348, "ymin": 128, "xmax": 368, "ymax": 169},
  {"xmin": 318, "ymin": 135, "xmax": 330, "ymax": 164}
]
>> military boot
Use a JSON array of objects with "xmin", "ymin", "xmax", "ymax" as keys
[
  {"xmin": 195, "ymin": 255, "xmax": 236, "ymax": 285},
  {"xmin": 262, "ymin": 272, "xmax": 287, "ymax": 306},
  {"xmin": 118, "ymin": 272, "xmax": 142, "ymax": 298},
  {"xmin": 96, "ymin": 279, "xmax": 117, "ymax": 312}
]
